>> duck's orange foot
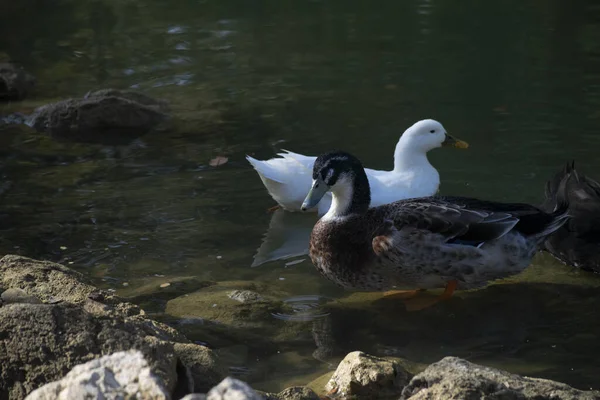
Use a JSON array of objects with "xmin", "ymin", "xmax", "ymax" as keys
[
  {"xmin": 383, "ymin": 288, "xmax": 425, "ymax": 300},
  {"xmin": 372, "ymin": 235, "xmax": 394, "ymax": 256},
  {"xmin": 267, "ymin": 205, "xmax": 281, "ymax": 213},
  {"xmin": 403, "ymin": 280, "xmax": 458, "ymax": 312}
]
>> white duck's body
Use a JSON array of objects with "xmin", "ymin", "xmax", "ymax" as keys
[{"xmin": 246, "ymin": 119, "xmax": 467, "ymax": 215}]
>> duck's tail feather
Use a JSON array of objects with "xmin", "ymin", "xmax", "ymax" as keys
[
  {"xmin": 533, "ymin": 198, "xmax": 570, "ymax": 240},
  {"xmin": 246, "ymin": 155, "xmax": 286, "ymax": 184}
]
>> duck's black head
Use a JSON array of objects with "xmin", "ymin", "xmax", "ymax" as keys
[{"xmin": 301, "ymin": 151, "xmax": 371, "ymax": 216}]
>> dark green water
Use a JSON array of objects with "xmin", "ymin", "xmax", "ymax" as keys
[{"xmin": 2, "ymin": 0, "xmax": 600, "ymax": 392}]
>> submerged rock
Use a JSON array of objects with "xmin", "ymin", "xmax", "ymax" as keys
[
  {"xmin": 26, "ymin": 89, "xmax": 167, "ymax": 144},
  {"xmin": 326, "ymin": 351, "xmax": 412, "ymax": 399},
  {"xmin": 166, "ymin": 281, "xmax": 291, "ymax": 333},
  {"xmin": 400, "ymin": 357, "xmax": 600, "ymax": 400},
  {"xmin": 0, "ymin": 63, "xmax": 35, "ymax": 101},
  {"xmin": 227, "ymin": 289, "xmax": 264, "ymax": 304},
  {"xmin": 24, "ymin": 350, "xmax": 169, "ymax": 400},
  {"xmin": 174, "ymin": 342, "xmax": 227, "ymax": 393},
  {"xmin": 0, "ymin": 254, "xmax": 225, "ymax": 399}
]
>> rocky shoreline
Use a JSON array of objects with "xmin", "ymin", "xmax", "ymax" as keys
[{"xmin": 1, "ymin": 254, "xmax": 598, "ymax": 400}]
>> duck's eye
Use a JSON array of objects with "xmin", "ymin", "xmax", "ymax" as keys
[{"xmin": 429, "ymin": 129, "xmax": 436, "ymax": 133}]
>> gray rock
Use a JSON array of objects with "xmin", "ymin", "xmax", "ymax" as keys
[
  {"xmin": 1, "ymin": 287, "xmax": 41, "ymax": 304},
  {"xmin": 0, "ymin": 302, "xmax": 177, "ymax": 399},
  {"xmin": 0, "ymin": 63, "xmax": 35, "ymax": 101},
  {"xmin": 0, "ymin": 255, "xmax": 139, "ymax": 315},
  {"xmin": 181, "ymin": 395, "xmax": 207, "ymax": 400},
  {"xmin": 84, "ymin": 88, "xmax": 169, "ymax": 110},
  {"xmin": 263, "ymin": 386, "xmax": 320, "ymax": 400},
  {"xmin": 400, "ymin": 357, "xmax": 600, "ymax": 400},
  {"xmin": 227, "ymin": 290, "xmax": 264, "ymax": 304},
  {"xmin": 24, "ymin": 350, "xmax": 168, "ymax": 400},
  {"xmin": 26, "ymin": 89, "xmax": 167, "ymax": 143},
  {"xmin": 326, "ymin": 351, "xmax": 412, "ymax": 399},
  {"xmin": 0, "ymin": 254, "xmax": 226, "ymax": 399},
  {"xmin": 206, "ymin": 377, "xmax": 263, "ymax": 400}
]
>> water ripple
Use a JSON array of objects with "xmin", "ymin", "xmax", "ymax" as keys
[{"xmin": 271, "ymin": 295, "xmax": 331, "ymax": 322}]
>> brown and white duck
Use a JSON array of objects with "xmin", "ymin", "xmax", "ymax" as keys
[{"xmin": 301, "ymin": 151, "xmax": 570, "ymax": 307}]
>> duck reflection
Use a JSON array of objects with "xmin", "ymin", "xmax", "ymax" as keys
[
  {"xmin": 251, "ymin": 209, "xmax": 318, "ymax": 267},
  {"xmin": 309, "ymin": 279, "xmax": 600, "ymax": 390}
]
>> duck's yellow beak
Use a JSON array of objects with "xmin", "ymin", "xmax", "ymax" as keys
[
  {"xmin": 301, "ymin": 178, "xmax": 328, "ymax": 211},
  {"xmin": 442, "ymin": 133, "xmax": 469, "ymax": 149}
]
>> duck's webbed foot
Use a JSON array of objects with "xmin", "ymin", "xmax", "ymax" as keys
[
  {"xmin": 267, "ymin": 204, "xmax": 281, "ymax": 213},
  {"xmin": 403, "ymin": 280, "xmax": 458, "ymax": 311}
]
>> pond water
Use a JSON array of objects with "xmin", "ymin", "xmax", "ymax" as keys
[{"xmin": 2, "ymin": 0, "xmax": 600, "ymax": 393}]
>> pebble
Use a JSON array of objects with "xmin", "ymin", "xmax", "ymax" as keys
[
  {"xmin": 160, "ymin": 283, "xmax": 171, "ymax": 288},
  {"xmin": 122, "ymin": 282, "xmax": 129, "ymax": 287}
]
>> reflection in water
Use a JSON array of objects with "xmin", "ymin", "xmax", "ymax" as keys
[
  {"xmin": 304, "ymin": 280, "xmax": 600, "ymax": 389},
  {"xmin": 251, "ymin": 209, "xmax": 317, "ymax": 267}
]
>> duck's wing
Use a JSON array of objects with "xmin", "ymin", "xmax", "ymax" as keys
[
  {"xmin": 436, "ymin": 195, "xmax": 568, "ymax": 237},
  {"xmin": 376, "ymin": 199, "xmax": 520, "ymax": 247}
]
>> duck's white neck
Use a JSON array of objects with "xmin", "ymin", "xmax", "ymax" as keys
[
  {"xmin": 322, "ymin": 178, "xmax": 354, "ymax": 221},
  {"xmin": 321, "ymin": 174, "xmax": 372, "ymax": 221},
  {"xmin": 393, "ymin": 141, "xmax": 434, "ymax": 173}
]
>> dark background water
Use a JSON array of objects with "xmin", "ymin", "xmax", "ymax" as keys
[{"xmin": 1, "ymin": 0, "xmax": 600, "ymax": 392}]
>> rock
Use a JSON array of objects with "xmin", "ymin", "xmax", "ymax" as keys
[
  {"xmin": 400, "ymin": 357, "xmax": 600, "ymax": 400},
  {"xmin": 0, "ymin": 302, "xmax": 177, "ymax": 399},
  {"xmin": 227, "ymin": 290, "xmax": 264, "ymax": 304},
  {"xmin": 0, "ymin": 254, "xmax": 226, "ymax": 399},
  {"xmin": 206, "ymin": 377, "xmax": 263, "ymax": 400},
  {"xmin": 181, "ymin": 395, "xmax": 207, "ymax": 400},
  {"xmin": 326, "ymin": 351, "xmax": 412, "ymax": 399},
  {"xmin": 0, "ymin": 255, "xmax": 136, "ymax": 314},
  {"xmin": 0, "ymin": 63, "xmax": 35, "ymax": 101},
  {"xmin": 26, "ymin": 89, "xmax": 167, "ymax": 143},
  {"xmin": 263, "ymin": 386, "xmax": 320, "ymax": 400},
  {"xmin": 24, "ymin": 350, "xmax": 169, "ymax": 400},
  {"xmin": 166, "ymin": 281, "xmax": 290, "ymax": 333},
  {"xmin": 1, "ymin": 287, "xmax": 41, "ymax": 304},
  {"xmin": 84, "ymin": 88, "xmax": 169, "ymax": 110},
  {"xmin": 173, "ymin": 342, "xmax": 227, "ymax": 393}
]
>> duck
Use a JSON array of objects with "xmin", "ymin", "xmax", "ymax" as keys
[
  {"xmin": 300, "ymin": 150, "xmax": 570, "ymax": 307},
  {"xmin": 246, "ymin": 119, "xmax": 468, "ymax": 215},
  {"xmin": 541, "ymin": 161, "xmax": 600, "ymax": 273}
]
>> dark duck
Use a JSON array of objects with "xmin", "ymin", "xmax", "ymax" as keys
[
  {"xmin": 541, "ymin": 161, "xmax": 600, "ymax": 273},
  {"xmin": 301, "ymin": 151, "xmax": 570, "ymax": 308}
]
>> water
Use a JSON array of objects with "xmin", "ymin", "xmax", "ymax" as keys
[{"xmin": 2, "ymin": 0, "xmax": 600, "ymax": 393}]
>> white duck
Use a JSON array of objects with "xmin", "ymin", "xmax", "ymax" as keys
[{"xmin": 246, "ymin": 119, "xmax": 468, "ymax": 215}]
